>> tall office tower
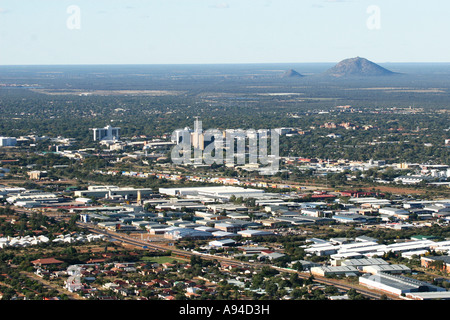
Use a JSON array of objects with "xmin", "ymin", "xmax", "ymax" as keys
[
  {"xmin": 91, "ymin": 125, "xmax": 120, "ymax": 141},
  {"xmin": 172, "ymin": 127, "xmax": 193, "ymax": 144},
  {"xmin": 0, "ymin": 137, "xmax": 17, "ymax": 147},
  {"xmin": 191, "ymin": 117, "xmax": 204, "ymax": 150}
]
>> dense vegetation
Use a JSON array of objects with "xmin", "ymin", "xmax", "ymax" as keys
[{"xmin": 0, "ymin": 64, "xmax": 449, "ymax": 164}]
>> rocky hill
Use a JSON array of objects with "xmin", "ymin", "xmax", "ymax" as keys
[
  {"xmin": 282, "ymin": 69, "xmax": 304, "ymax": 78},
  {"xmin": 324, "ymin": 57, "xmax": 395, "ymax": 77}
]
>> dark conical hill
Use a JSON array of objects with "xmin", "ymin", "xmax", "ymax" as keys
[
  {"xmin": 282, "ymin": 69, "xmax": 304, "ymax": 78},
  {"xmin": 324, "ymin": 57, "xmax": 395, "ymax": 77}
]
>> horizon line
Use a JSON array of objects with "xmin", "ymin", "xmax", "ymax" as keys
[{"xmin": 1, "ymin": 61, "xmax": 450, "ymax": 67}]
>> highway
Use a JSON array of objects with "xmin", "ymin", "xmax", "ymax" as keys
[{"xmin": 79, "ymin": 222, "xmax": 257, "ymax": 267}]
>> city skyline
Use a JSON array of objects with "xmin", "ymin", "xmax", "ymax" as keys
[{"xmin": 0, "ymin": 0, "xmax": 450, "ymax": 65}]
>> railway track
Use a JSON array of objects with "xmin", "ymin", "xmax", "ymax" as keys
[
  {"xmin": 83, "ymin": 224, "xmax": 256, "ymax": 266},
  {"xmin": 80, "ymin": 223, "xmax": 400, "ymax": 300},
  {"xmin": 272, "ymin": 266, "xmax": 400, "ymax": 300},
  {"xmin": 6, "ymin": 212, "xmax": 400, "ymax": 300}
]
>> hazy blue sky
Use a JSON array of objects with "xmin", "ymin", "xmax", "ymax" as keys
[{"xmin": 0, "ymin": 0, "xmax": 449, "ymax": 65}]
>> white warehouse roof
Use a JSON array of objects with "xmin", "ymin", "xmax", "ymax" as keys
[{"xmin": 159, "ymin": 186, "xmax": 265, "ymax": 199}]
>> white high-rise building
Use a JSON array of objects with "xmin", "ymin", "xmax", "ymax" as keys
[
  {"xmin": 172, "ymin": 127, "xmax": 193, "ymax": 144},
  {"xmin": 0, "ymin": 137, "xmax": 17, "ymax": 147},
  {"xmin": 191, "ymin": 117, "xmax": 204, "ymax": 150},
  {"xmin": 91, "ymin": 125, "xmax": 120, "ymax": 141}
]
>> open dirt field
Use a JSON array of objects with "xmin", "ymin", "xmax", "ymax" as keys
[{"xmin": 360, "ymin": 185, "xmax": 426, "ymax": 195}]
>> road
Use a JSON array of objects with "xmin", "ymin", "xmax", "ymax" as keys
[
  {"xmin": 19, "ymin": 271, "xmax": 84, "ymax": 300},
  {"xmin": 78, "ymin": 222, "xmax": 402, "ymax": 300},
  {"xmin": 8, "ymin": 207, "xmax": 401, "ymax": 300}
]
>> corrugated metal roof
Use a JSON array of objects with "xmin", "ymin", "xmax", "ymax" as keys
[
  {"xmin": 364, "ymin": 264, "xmax": 411, "ymax": 272},
  {"xmin": 341, "ymin": 258, "xmax": 388, "ymax": 267},
  {"xmin": 360, "ymin": 272, "xmax": 444, "ymax": 292}
]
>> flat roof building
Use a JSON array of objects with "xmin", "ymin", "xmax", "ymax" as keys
[
  {"xmin": 164, "ymin": 228, "xmax": 213, "ymax": 240},
  {"xmin": 421, "ymin": 255, "xmax": 450, "ymax": 273},
  {"xmin": 339, "ymin": 258, "xmax": 389, "ymax": 268},
  {"xmin": 378, "ymin": 207, "xmax": 410, "ymax": 216},
  {"xmin": 362, "ymin": 264, "xmax": 411, "ymax": 275},
  {"xmin": 159, "ymin": 186, "xmax": 265, "ymax": 200},
  {"xmin": 385, "ymin": 240, "xmax": 435, "ymax": 254},
  {"xmin": 156, "ymin": 202, "xmax": 207, "ymax": 211},
  {"xmin": 359, "ymin": 273, "xmax": 446, "ymax": 296},
  {"xmin": 237, "ymin": 229, "xmax": 275, "ymax": 238},
  {"xmin": 310, "ymin": 266, "xmax": 360, "ymax": 277},
  {"xmin": 332, "ymin": 214, "xmax": 371, "ymax": 223},
  {"xmin": 209, "ymin": 239, "xmax": 236, "ymax": 247},
  {"xmin": 214, "ymin": 223, "xmax": 243, "ymax": 233},
  {"xmin": 212, "ymin": 231, "xmax": 238, "ymax": 238},
  {"xmin": 74, "ymin": 187, "xmax": 154, "ymax": 199},
  {"xmin": 406, "ymin": 291, "xmax": 450, "ymax": 300}
]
